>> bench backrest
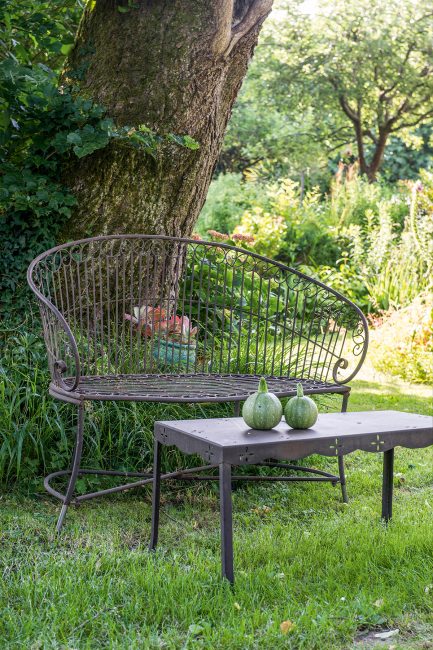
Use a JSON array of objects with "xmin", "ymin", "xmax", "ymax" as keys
[{"xmin": 28, "ymin": 235, "xmax": 368, "ymax": 389}]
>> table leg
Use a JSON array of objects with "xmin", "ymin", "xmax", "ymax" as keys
[
  {"xmin": 219, "ymin": 462, "xmax": 234, "ymax": 585},
  {"xmin": 149, "ymin": 440, "xmax": 162, "ymax": 550},
  {"xmin": 338, "ymin": 454, "xmax": 348, "ymax": 504},
  {"xmin": 382, "ymin": 448, "xmax": 394, "ymax": 522}
]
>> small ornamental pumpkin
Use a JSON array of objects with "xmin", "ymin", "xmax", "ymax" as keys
[
  {"xmin": 284, "ymin": 383, "xmax": 318, "ymax": 429},
  {"xmin": 242, "ymin": 377, "xmax": 283, "ymax": 430}
]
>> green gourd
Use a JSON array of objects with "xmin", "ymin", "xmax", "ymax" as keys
[
  {"xmin": 242, "ymin": 377, "xmax": 283, "ymax": 430},
  {"xmin": 284, "ymin": 383, "xmax": 318, "ymax": 429}
]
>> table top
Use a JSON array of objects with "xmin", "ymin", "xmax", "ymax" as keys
[{"xmin": 155, "ymin": 411, "xmax": 433, "ymax": 464}]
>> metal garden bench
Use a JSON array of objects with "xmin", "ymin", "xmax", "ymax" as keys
[{"xmin": 27, "ymin": 235, "xmax": 368, "ymax": 531}]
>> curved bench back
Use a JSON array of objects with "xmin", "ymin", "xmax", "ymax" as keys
[{"xmin": 28, "ymin": 235, "xmax": 368, "ymax": 390}]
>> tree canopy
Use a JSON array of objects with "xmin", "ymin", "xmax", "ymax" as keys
[{"xmin": 225, "ymin": 0, "xmax": 433, "ymax": 181}]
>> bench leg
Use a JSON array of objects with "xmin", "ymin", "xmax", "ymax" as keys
[
  {"xmin": 149, "ymin": 440, "xmax": 162, "ymax": 550},
  {"xmin": 219, "ymin": 462, "xmax": 234, "ymax": 585},
  {"xmin": 56, "ymin": 402, "xmax": 84, "ymax": 534},
  {"xmin": 382, "ymin": 448, "xmax": 394, "ymax": 522}
]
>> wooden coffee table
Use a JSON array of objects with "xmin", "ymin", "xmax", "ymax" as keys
[{"xmin": 150, "ymin": 411, "xmax": 433, "ymax": 584}]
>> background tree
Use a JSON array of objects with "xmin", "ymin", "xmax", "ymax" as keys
[
  {"xmin": 225, "ymin": 0, "xmax": 433, "ymax": 182},
  {"xmin": 60, "ymin": 0, "xmax": 273, "ymax": 239}
]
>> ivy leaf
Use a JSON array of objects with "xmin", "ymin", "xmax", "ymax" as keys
[
  {"xmin": 66, "ymin": 132, "xmax": 82, "ymax": 146},
  {"xmin": 60, "ymin": 43, "xmax": 74, "ymax": 55}
]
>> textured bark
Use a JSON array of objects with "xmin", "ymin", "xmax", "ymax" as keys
[
  {"xmin": 365, "ymin": 128, "xmax": 389, "ymax": 182},
  {"xmin": 61, "ymin": 0, "xmax": 272, "ymax": 240}
]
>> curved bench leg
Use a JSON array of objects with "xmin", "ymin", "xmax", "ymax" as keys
[
  {"xmin": 338, "ymin": 391, "xmax": 350, "ymax": 503},
  {"xmin": 56, "ymin": 402, "xmax": 84, "ymax": 534}
]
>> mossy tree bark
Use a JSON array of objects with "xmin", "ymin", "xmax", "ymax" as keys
[{"xmin": 61, "ymin": 0, "xmax": 273, "ymax": 240}]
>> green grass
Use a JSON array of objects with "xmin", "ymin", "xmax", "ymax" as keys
[{"xmin": 1, "ymin": 379, "xmax": 432, "ymax": 649}]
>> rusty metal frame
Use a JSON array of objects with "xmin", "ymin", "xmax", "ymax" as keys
[{"xmin": 27, "ymin": 235, "xmax": 367, "ymax": 530}]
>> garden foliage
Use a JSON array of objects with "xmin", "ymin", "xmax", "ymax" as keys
[
  {"xmin": 1, "ymin": 0, "xmax": 432, "ymax": 489},
  {"xmin": 0, "ymin": 2, "xmax": 197, "ymax": 317},
  {"xmin": 199, "ymin": 169, "xmax": 433, "ymax": 316},
  {"xmin": 370, "ymin": 293, "xmax": 433, "ymax": 384}
]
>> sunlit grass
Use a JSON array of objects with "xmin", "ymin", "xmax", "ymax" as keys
[{"xmin": 1, "ymin": 380, "xmax": 432, "ymax": 649}]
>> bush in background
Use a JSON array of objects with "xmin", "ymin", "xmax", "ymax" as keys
[
  {"xmin": 202, "ymin": 169, "xmax": 431, "ymax": 316},
  {"xmin": 196, "ymin": 173, "xmax": 266, "ymax": 236},
  {"xmin": 369, "ymin": 293, "xmax": 433, "ymax": 384},
  {"xmin": 232, "ymin": 178, "xmax": 340, "ymax": 266}
]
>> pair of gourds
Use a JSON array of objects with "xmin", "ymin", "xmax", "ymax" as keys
[{"xmin": 242, "ymin": 378, "xmax": 318, "ymax": 431}]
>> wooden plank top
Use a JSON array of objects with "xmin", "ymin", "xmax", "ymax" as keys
[{"xmin": 155, "ymin": 411, "xmax": 433, "ymax": 464}]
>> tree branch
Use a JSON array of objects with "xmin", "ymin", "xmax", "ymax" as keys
[
  {"xmin": 364, "ymin": 129, "xmax": 377, "ymax": 145},
  {"xmin": 379, "ymin": 44, "xmax": 414, "ymax": 101},
  {"xmin": 212, "ymin": 0, "xmax": 235, "ymax": 56},
  {"xmin": 224, "ymin": 0, "xmax": 273, "ymax": 57},
  {"xmin": 338, "ymin": 95, "xmax": 359, "ymax": 124},
  {"xmin": 390, "ymin": 108, "xmax": 433, "ymax": 132}
]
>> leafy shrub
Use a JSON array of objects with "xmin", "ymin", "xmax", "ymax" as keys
[
  {"xmin": 330, "ymin": 164, "xmax": 409, "ymax": 228},
  {"xmin": 0, "ymin": 56, "xmax": 166, "ymax": 318},
  {"xmin": 0, "ymin": 59, "xmax": 197, "ymax": 319},
  {"xmin": 197, "ymin": 173, "xmax": 265, "ymax": 236},
  {"xmin": 369, "ymin": 293, "xmax": 433, "ymax": 384},
  {"xmin": 203, "ymin": 170, "xmax": 430, "ymax": 314},
  {"xmin": 234, "ymin": 178, "xmax": 340, "ymax": 266},
  {"xmin": 323, "ymin": 174, "xmax": 432, "ymax": 312},
  {"xmin": 410, "ymin": 169, "xmax": 433, "ymax": 276}
]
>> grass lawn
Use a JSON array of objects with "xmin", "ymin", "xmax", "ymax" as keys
[{"xmin": 1, "ymin": 379, "xmax": 432, "ymax": 649}]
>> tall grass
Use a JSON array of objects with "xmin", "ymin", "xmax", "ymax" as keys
[
  {"xmin": 1, "ymin": 315, "xmax": 344, "ymax": 487},
  {"xmin": 0, "ymin": 320, "xmax": 234, "ymax": 487}
]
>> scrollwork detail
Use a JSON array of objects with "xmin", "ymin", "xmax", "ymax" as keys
[{"xmin": 332, "ymin": 357, "xmax": 349, "ymax": 384}]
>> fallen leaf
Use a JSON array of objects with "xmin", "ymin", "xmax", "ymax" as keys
[
  {"xmin": 374, "ymin": 598, "xmax": 384, "ymax": 607},
  {"xmin": 374, "ymin": 629, "xmax": 399, "ymax": 640},
  {"xmin": 252, "ymin": 506, "xmax": 272, "ymax": 516},
  {"xmin": 280, "ymin": 620, "xmax": 296, "ymax": 634},
  {"xmin": 188, "ymin": 624, "xmax": 204, "ymax": 637}
]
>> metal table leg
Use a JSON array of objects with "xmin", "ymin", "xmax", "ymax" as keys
[
  {"xmin": 382, "ymin": 448, "xmax": 394, "ymax": 521},
  {"xmin": 149, "ymin": 440, "xmax": 162, "ymax": 550},
  {"xmin": 338, "ymin": 454, "xmax": 348, "ymax": 504},
  {"xmin": 338, "ymin": 390, "xmax": 350, "ymax": 503},
  {"xmin": 219, "ymin": 462, "xmax": 234, "ymax": 585}
]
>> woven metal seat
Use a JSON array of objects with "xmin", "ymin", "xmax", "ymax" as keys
[
  {"xmin": 51, "ymin": 373, "xmax": 347, "ymax": 404},
  {"xmin": 28, "ymin": 235, "xmax": 368, "ymax": 531}
]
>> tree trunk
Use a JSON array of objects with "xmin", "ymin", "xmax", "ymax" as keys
[
  {"xmin": 354, "ymin": 121, "xmax": 368, "ymax": 177},
  {"xmin": 61, "ymin": 0, "xmax": 272, "ymax": 241},
  {"xmin": 365, "ymin": 128, "xmax": 389, "ymax": 182}
]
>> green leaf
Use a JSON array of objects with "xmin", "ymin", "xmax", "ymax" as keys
[
  {"xmin": 182, "ymin": 135, "xmax": 200, "ymax": 150},
  {"xmin": 66, "ymin": 132, "xmax": 82, "ymax": 145},
  {"xmin": 60, "ymin": 43, "xmax": 74, "ymax": 55}
]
